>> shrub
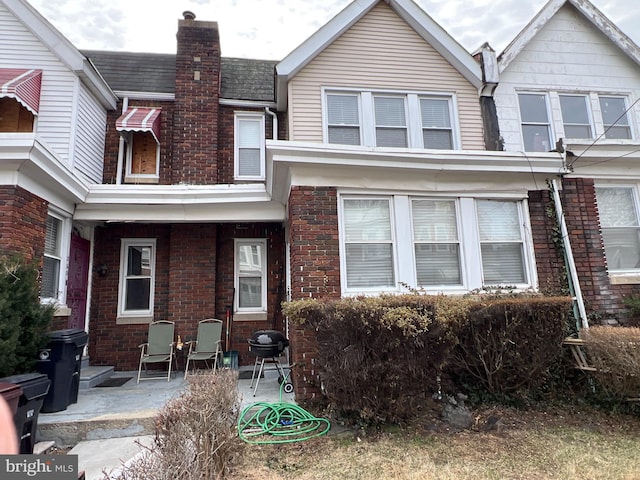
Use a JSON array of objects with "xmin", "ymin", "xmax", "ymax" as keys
[
  {"xmin": 446, "ymin": 296, "xmax": 572, "ymax": 403},
  {"xmin": 107, "ymin": 370, "xmax": 243, "ymax": 480},
  {"xmin": 284, "ymin": 295, "xmax": 460, "ymax": 424},
  {"xmin": 582, "ymin": 326, "xmax": 640, "ymax": 400},
  {"xmin": 0, "ymin": 254, "xmax": 53, "ymax": 377}
]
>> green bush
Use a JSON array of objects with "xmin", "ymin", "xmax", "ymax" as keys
[{"xmin": 0, "ymin": 254, "xmax": 53, "ymax": 377}]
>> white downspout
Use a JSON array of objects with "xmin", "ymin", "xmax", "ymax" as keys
[
  {"xmin": 265, "ymin": 107, "xmax": 277, "ymax": 140},
  {"xmin": 551, "ymin": 177, "xmax": 589, "ymax": 330},
  {"xmin": 115, "ymin": 97, "xmax": 129, "ymax": 185}
]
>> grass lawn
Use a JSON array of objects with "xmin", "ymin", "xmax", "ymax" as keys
[{"xmin": 229, "ymin": 404, "xmax": 640, "ymax": 479}]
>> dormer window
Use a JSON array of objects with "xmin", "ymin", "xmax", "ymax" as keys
[
  {"xmin": 0, "ymin": 69, "xmax": 42, "ymax": 133},
  {"xmin": 116, "ymin": 107, "xmax": 161, "ymax": 183}
]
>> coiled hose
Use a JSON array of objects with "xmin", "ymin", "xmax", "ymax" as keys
[{"xmin": 237, "ymin": 373, "xmax": 331, "ymax": 444}]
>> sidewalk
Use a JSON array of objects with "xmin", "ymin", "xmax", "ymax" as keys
[{"xmin": 38, "ymin": 367, "xmax": 294, "ymax": 480}]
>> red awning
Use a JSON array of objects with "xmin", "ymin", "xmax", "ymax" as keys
[
  {"xmin": 0, "ymin": 69, "xmax": 42, "ymax": 115},
  {"xmin": 116, "ymin": 107, "xmax": 161, "ymax": 143}
]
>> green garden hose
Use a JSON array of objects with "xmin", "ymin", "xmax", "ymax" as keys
[{"xmin": 237, "ymin": 374, "xmax": 331, "ymax": 444}]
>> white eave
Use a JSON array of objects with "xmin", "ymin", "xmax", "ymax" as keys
[
  {"xmin": 564, "ymin": 141, "xmax": 640, "ymax": 179},
  {"xmin": 498, "ymin": 0, "xmax": 640, "ymax": 72},
  {"xmin": 74, "ymin": 183, "xmax": 286, "ymax": 222},
  {"xmin": 2, "ymin": 0, "xmax": 118, "ymax": 109},
  {"xmin": 275, "ymin": 0, "xmax": 482, "ymax": 110},
  {"xmin": 266, "ymin": 140, "xmax": 565, "ymax": 203}
]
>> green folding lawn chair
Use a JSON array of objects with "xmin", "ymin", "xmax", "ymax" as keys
[
  {"xmin": 184, "ymin": 319, "xmax": 224, "ymax": 378},
  {"xmin": 137, "ymin": 320, "xmax": 176, "ymax": 383}
]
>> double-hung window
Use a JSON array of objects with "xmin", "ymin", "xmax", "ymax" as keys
[
  {"xmin": 325, "ymin": 90, "xmax": 458, "ymax": 150},
  {"xmin": 518, "ymin": 93, "xmax": 552, "ymax": 152},
  {"xmin": 235, "ymin": 239, "xmax": 267, "ymax": 312},
  {"xmin": 42, "ymin": 214, "xmax": 63, "ymax": 300},
  {"xmin": 477, "ymin": 200, "xmax": 526, "ymax": 285},
  {"xmin": 234, "ymin": 113, "xmax": 265, "ymax": 180},
  {"xmin": 342, "ymin": 198, "xmax": 395, "ymax": 289},
  {"xmin": 599, "ymin": 96, "xmax": 632, "ymax": 139},
  {"xmin": 412, "ymin": 199, "xmax": 461, "ymax": 286},
  {"xmin": 118, "ymin": 239, "xmax": 155, "ymax": 318},
  {"xmin": 559, "ymin": 94, "xmax": 593, "ymax": 139},
  {"xmin": 595, "ymin": 187, "xmax": 640, "ymax": 271},
  {"xmin": 326, "ymin": 94, "xmax": 361, "ymax": 145}
]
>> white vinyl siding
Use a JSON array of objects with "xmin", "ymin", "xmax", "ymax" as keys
[
  {"xmin": 234, "ymin": 113, "xmax": 265, "ymax": 180},
  {"xmin": 339, "ymin": 195, "xmax": 534, "ymax": 294},
  {"xmin": 596, "ymin": 187, "xmax": 640, "ymax": 272},
  {"xmin": 74, "ymin": 83, "xmax": 108, "ymax": 182},
  {"xmin": 118, "ymin": 239, "xmax": 156, "ymax": 318},
  {"xmin": 289, "ymin": 2, "xmax": 484, "ymax": 149},
  {"xmin": 235, "ymin": 239, "xmax": 267, "ymax": 312},
  {"xmin": 0, "ymin": 4, "xmax": 79, "ymax": 164}
]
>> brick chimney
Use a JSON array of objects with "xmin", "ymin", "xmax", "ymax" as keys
[{"xmin": 173, "ymin": 11, "xmax": 220, "ymax": 184}]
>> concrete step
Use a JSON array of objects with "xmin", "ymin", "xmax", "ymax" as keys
[{"xmin": 79, "ymin": 365, "xmax": 115, "ymax": 389}]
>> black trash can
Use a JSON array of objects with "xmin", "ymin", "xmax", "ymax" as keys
[
  {"xmin": 0, "ymin": 373, "xmax": 50, "ymax": 454},
  {"xmin": 36, "ymin": 329, "xmax": 88, "ymax": 413}
]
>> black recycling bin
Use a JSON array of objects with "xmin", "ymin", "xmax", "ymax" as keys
[
  {"xmin": 0, "ymin": 373, "xmax": 50, "ymax": 454},
  {"xmin": 36, "ymin": 329, "xmax": 88, "ymax": 413}
]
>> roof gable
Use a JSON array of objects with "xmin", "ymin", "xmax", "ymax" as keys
[
  {"xmin": 1, "ymin": 0, "xmax": 116, "ymax": 108},
  {"xmin": 275, "ymin": 0, "xmax": 482, "ymax": 110},
  {"xmin": 498, "ymin": 0, "xmax": 640, "ymax": 72}
]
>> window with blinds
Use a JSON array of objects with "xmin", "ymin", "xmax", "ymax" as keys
[
  {"xmin": 325, "ymin": 90, "xmax": 457, "ymax": 149},
  {"xmin": 420, "ymin": 98, "xmax": 453, "ymax": 149},
  {"xmin": 477, "ymin": 200, "xmax": 526, "ymax": 285},
  {"xmin": 327, "ymin": 94, "xmax": 361, "ymax": 145},
  {"xmin": 518, "ymin": 93, "xmax": 552, "ymax": 152},
  {"xmin": 235, "ymin": 114, "xmax": 265, "ymax": 179},
  {"xmin": 412, "ymin": 199, "xmax": 461, "ymax": 286},
  {"xmin": 119, "ymin": 239, "xmax": 155, "ymax": 317},
  {"xmin": 41, "ymin": 215, "xmax": 61, "ymax": 299},
  {"xmin": 342, "ymin": 198, "xmax": 395, "ymax": 289},
  {"xmin": 235, "ymin": 240, "xmax": 267, "ymax": 311},
  {"xmin": 595, "ymin": 187, "xmax": 640, "ymax": 271},
  {"xmin": 599, "ymin": 96, "xmax": 632, "ymax": 140}
]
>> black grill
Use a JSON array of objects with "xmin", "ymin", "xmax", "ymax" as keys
[{"xmin": 248, "ymin": 330, "xmax": 289, "ymax": 358}]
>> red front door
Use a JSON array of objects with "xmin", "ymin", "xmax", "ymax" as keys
[{"xmin": 67, "ymin": 234, "xmax": 90, "ymax": 330}]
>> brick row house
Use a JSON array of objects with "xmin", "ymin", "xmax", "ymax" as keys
[{"xmin": 2, "ymin": 0, "xmax": 640, "ymax": 401}]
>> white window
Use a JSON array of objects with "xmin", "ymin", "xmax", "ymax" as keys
[
  {"xmin": 477, "ymin": 200, "xmax": 526, "ymax": 285},
  {"xmin": 559, "ymin": 94, "xmax": 593, "ymax": 139},
  {"xmin": 339, "ymin": 195, "xmax": 533, "ymax": 294},
  {"xmin": 595, "ymin": 187, "xmax": 640, "ymax": 271},
  {"xmin": 412, "ymin": 199, "xmax": 461, "ymax": 287},
  {"xmin": 342, "ymin": 198, "xmax": 395, "ymax": 290},
  {"xmin": 518, "ymin": 93, "xmax": 552, "ymax": 152},
  {"xmin": 42, "ymin": 214, "xmax": 62, "ymax": 300},
  {"xmin": 123, "ymin": 132, "xmax": 160, "ymax": 183},
  {"xmin": 327, "ymin": 94, "xmax": 361, "ymax": 145},
  {"xmin": 235, "ymin": 239, "xmax": 267, "ymax": 312},
  {"xmin": 324, "ymin": 90, "xmax": 458, "ymax": 150},
  {"xmin": 599, "ymin": 96, "xmax": 632, "ymax": 139},
  {"xmin": 234, "ymin": 113, "xmax": 265, "ymax": 180},
  {"xmin": 118, "ymin": 239, "xmax": 156, "ymax": 318}
]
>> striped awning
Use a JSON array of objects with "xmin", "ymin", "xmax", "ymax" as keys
[
  {"xmin": 0, "ymin": 69, "xmax": 43, "ymax": 115},
  {"xmin": 116, "ymin": 107, "xmax": 161, "ymax": 143}
]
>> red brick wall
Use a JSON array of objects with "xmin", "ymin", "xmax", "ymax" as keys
[
  {"xmin": 173, "ymin": 18, "xmax": 220, "ymax": 185},
  {"xmin": 0, "ymin": 186, "xmax": 47, "ymax": 261},
  {"xmin": 287, "ymin": 186, "xmax": 340, "ymax": 400}
]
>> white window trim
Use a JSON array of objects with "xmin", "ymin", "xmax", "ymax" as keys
[
  {"xmin": 121, "ymin": 131, "xmax": 160, "ymax": 183},
  {"xmin": 234, "ymin": 238, "xmax": 267, "ymax": 313},
  {"xmin": 234, "ymin": 112, "xmax": 265, "ymax": 181},
  {"xmin": 117, "ymin": 238, "xmax": 156, "ymax": 320},
  {"xmin": 322, "ymin": 87, "xmax": 461, "ymax": 149},
  {"xmin": 338, "ymin": 192, "xmax": 536, "ymax": 296},
  {"xmin": 41, "ymin": 209, "xmax": 71, "ymax": 306}
]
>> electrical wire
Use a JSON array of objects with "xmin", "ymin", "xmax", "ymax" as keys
[{"xmin": 237, "ymin": 372, "xmax": 331, "ymax": 444}]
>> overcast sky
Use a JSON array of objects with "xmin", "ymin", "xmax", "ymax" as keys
[{"xmin": 27, "ymin": 0, "xmax": 640, "ymax": 60}]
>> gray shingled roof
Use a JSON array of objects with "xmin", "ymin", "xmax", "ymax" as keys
[{"xmin": 82, "ymin": 50, "xmax": 276, "ymax": 102}]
